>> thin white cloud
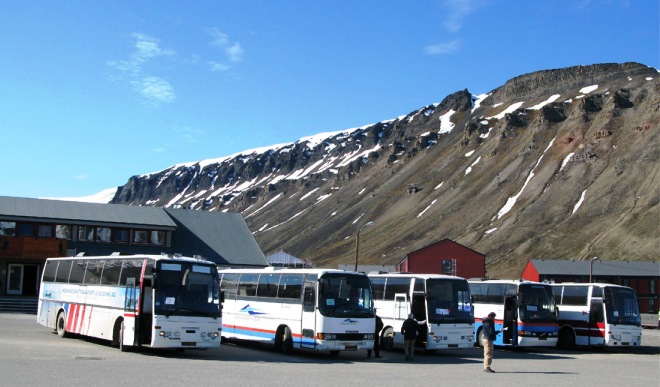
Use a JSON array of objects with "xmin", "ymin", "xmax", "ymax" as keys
[
  {"xmin": 132, "ymin": 76, "xmax": 175, "ymax": 104},
  {"xmin": 132, "ymin": 33, "xmax": 175, "ymax": 61},
  {"xmin": 174, "ymin": 126, "xmax": 206, "ymax": 143},
  {"xmin": 208, "ymin": 28, "xmax": 230, "ymax": 47},
  {"xmin": 206, "ymin": 27, "xmax": 244, "ymax": 72},
  {"xmin": 442, "ymin": 0, "xmax": 479, "ymax": 32},
  {"xmin": 209, "ymin": 61, "xmax": 231, "ymax": 72},
  {"xmin": 425, "ymin": 39, "xmax": 461, "ymax": 55},
  {"xmin": 226, "ymin": 42, "xmax": 244, "ymax": 62},
  {"xmin": 107, "ymin": 33, "xmax": 176, "ymax": 105}
]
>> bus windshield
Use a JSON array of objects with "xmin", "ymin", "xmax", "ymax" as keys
[
  {"xmin": 518, "ymin": 284, "xmax": 557, "ymax": 323},
  {"xmin": 318, "ymin": 273, "xmax": 374, "ymax": 318},
  {"xmin": 604, "ymin": 287, "xmax": 641, "ymax": 326},
  {"xmin": 154, "ymin": 261, "xmax": 220, "ymax": 318},
  {"xmin": 426, "ymin": 279, "xmax": 473, "ymax": 324}
]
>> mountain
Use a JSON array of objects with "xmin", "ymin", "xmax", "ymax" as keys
[{"xmin": 110, "ymin": 62, "xmax": 659, "ymax": 278}]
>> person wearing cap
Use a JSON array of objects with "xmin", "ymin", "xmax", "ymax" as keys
[
  {"xmin": 482, "ymin": 312, "xmax": 506, "ymax": 373},
  {"xmin": 401, "ymin": 313, "xmax": 419, "ymax": 361}
]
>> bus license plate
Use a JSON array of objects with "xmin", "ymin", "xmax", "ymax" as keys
[{"xmin": 344, "ymin": 345, "xmax": 357, "ymax": 351}]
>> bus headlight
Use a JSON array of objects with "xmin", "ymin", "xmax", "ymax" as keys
[
  {"xmin": 201, "ymin": 332, "xmax": 219, "ymax": 339},
  {"xmin": 364, "ymin": 334, "xmax": 374, "ymax": 340},
  {"xmin": 318, "ymin": 333, "xmax": 335, "ymax": 340}
]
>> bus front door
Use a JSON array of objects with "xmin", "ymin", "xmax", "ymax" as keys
[
  {"xmin": 589, "ymin": 298, "xmax": 605, "ymax": 347},
  {"xmin": 503, "ymin": 296, "xmax": 517, "ymax": 346},
  {"xmin": 301, "ymin": 284, "xmax": 316, "ymax": 349},
  {"xmin": 122, "ymin": 278, "xmax": 138, "ymax": 347},
  {"xmin": 393, "ymin": 293, "xmax": 408, "ymax": 348}
]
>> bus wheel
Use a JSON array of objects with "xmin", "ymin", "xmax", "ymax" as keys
[
  {"xmin": 56, "ymin": 311, "xmax": 69, "ymax": 338},
  {"xmin": 558, "ymin": 328, "xmax": 575, "ymax": 350},
  {"xmin": 276, "ymin": 326, "xmax": 293, "ymax": 355},
  {"xmin": 476, "ymin": 328, "xmax": 484, "ymax": 348},
  {"xmin": 119, "ymin": 321, "xmax": 131, "ymax": 352},
  {"xmin": 382, "ymin": 328, "xmax": 394, "ymax": 351}
]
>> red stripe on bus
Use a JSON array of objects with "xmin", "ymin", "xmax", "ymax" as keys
[
  {"xmin": 226, "ymin": 324, "xmax": 303, "ymax": 338},
  {"xmin": 66, "ymin": 304, "xmax": 77, "ymax": 332}
]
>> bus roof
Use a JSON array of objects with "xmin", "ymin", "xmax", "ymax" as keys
[
  {"xmin": 217, "ymin": 267, "xmax": 366, "ymax": 276},
  {"xmin": 549, "ymin": 282, "xmax": 634, "ymax": 290},
  {"xmin": 367, "ymin": 272, "xmax": 467, "ymax": 281},
  {"xmin": 467, "ymin": 279, "xmax": 550, "ymax": 286},
  {"xmin": 45, "ymin": 254, "xmax": 217, "ymax": 265}
]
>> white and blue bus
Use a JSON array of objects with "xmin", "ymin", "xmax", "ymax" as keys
[
  {"xmin": 37, "ymin": 254, "xmax": 221, "ymax": 351},
  {"xmin": 469, "ymin": 279, "xmax": 559, "ymax": 347},
  {"xmin": 219, "ymin": 267, "xmax": 375, "ymax": 355},
  {"xmin": 551, "ymin": 283, "xmax": 642, "ymax": 348},
  {"xmin": 368, "ymin": 273, "xmax": 474, "ymax": 351}
]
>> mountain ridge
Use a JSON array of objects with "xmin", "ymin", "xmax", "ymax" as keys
[{"xmin": 110, "ymin": 62, "xmax": 659, "ymax": 277}]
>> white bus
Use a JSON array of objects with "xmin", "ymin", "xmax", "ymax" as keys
[
  {"xmin": 551, "ymin": 283, "xmax": 642, "ymax": 349},
  {"xmin": 219, "ymin": 267, "xmax": 375, "ymax": 355},
  {"xmin": 368, "ymin": 273, "xmax": 474, "ymax": 351},
  {"xmin": 469, "ymin": 279, "xmax": 559, "ymax": 347},
  {"xmin": 37, "ymin": 254, "xmax": 221, "ymax": 351}
]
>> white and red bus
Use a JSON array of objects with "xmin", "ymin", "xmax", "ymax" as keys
[
  {"xmin": 368, "ymin": 273, "xmax": 475, "ymax": 351},
  {"xmin": 551, "ymin": 283, "xmax": 642, "ymax": 348},
  {"xmin": 469, "ymin": 279, "xmax": 559, "ymax": 347},
  {"xmin": 219, "ymin": 267, "xmax": 375, "ymax": 355},
  {"xmin": 37, "ymin": 254, "xmax": 221, "ymax": 351}
]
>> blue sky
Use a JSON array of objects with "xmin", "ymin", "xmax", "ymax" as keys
[{"xmin": 1, "ymin": 0, "xmax": 658, "ymax": 199}]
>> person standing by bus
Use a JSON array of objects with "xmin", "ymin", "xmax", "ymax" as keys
[
  {"xmin": 368, "ymin": 313, "xmax": 384, "ymax": 359},
  {"xmin": 401, "ymin": 313, "xmax": 418, "ymax": 361},
  {"xmin": 482, "ymin": 312, "xmax": 506, "ymax": 373}
]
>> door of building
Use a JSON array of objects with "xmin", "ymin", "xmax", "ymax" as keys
[{"xmin": 6, "ymin": 264, "xmax": 39, "ymax": 296}]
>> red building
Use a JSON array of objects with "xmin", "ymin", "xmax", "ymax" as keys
[
  {"xmin": 521, "ymin": 259, "xmax": 660, "ymax": 313},
  {"xmin": 395, "ymin": 239, "xmax": 485, "ymax": 279}
]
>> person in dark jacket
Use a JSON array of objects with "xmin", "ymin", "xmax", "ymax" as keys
[
  {"xmin": 482, "ymin": 312, "xmax": 506, "ymax": 373},
  {"xmin": 368, "ymin": 314, "xmax": 384, "ymax": 359},
  {"xmin": 401, "ymin": 313, "xmax": 419, "ymax": 361}
]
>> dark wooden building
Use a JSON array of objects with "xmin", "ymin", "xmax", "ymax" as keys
[
  {"xmin": 521, "ymin": 259, "xmax": 660, "ymax": 313},
  {"xmin": 0, "ymin": 196, "xmax": 268, "ymax": 299},
  {"xmin": 395, "ymin": 239, "xmax": 485, "ymax": 279}
]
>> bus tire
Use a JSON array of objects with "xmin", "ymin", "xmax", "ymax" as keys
[
  {"xmin": 558, "ymin": 328, "xmax": 575, "ymax": 350},
  {"xmin": 112, "ymin": 319, "xmax": 122, "ymax": 348},
  {"xmin": 119, "ymin": 321, "xmax": 131, "ymax": 352},
  {"xmin": 329, "ymin": 350, "xmax": 340, "ymax": 356},
  {"xmin": 56, "ymin": 311, "xmax": 69, "ymax": 338},
  {"xmin": 382, "ymin": 327, "xmax": 394, "ymax": 351},
  {"xmin": 276, "ymin": 326, "xmax": 293, "ymax": 355},
  {"xmin": 476, "ymin": 328, "xmax": 484, "ymax": 348}
]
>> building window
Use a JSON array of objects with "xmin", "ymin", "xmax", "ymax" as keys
[
  {"xmin": 96, "ymin": 227, "xmax": 111, "ymax": 243},
  {"xmin": 56, "ymin": 225, "xmax": 71, "ymax": 240},
  {"xmin": 37, "ymin": 224, "xmax": 53, "ymax": 237},
  {"xmin": 18, "ymin": 223, "xmax": 34, "ymax": 236},
  {"xmin": 151, "ymin": 230, "xmax": 166, "ymax": 246},
  {"xmin": 115, "ymin": 228, "xmax": 129, "ymax": 243},
  {"xmin": 133, "ymin": 230, "xmax": 148, "ymax": 244},
  {"xmin": 651, "ymin": 280, "xmax": 656, "ymax": 295},
  {"xmin": 0, "ymin": 222, "xmax": 16, "ymax": 236},
  {"xmin": 78, "ymin": 226, "xmax": 94, "ymax": 241},
  {"xmin": 442, "ymin": 259, "xmax": 453, "ymax": 274}
]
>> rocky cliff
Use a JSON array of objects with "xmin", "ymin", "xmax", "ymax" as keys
[{"xmin": 111, "ymin": 62, "xmax": 659, "ymax": 277}]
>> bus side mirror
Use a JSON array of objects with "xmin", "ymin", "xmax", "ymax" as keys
[{"xmin": 151, "ymin": 273, "xmax": 158, "ymax": 289}]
